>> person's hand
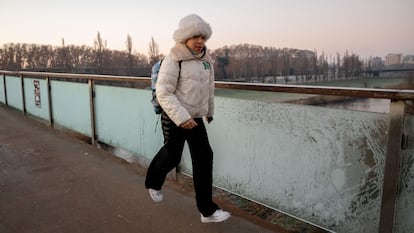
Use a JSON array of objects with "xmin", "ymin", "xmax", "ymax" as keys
[
  {"xmin": 206, "ymin": 116, "xmax": 213, "ymax": 123},
  {"xmin": 180, "ymin": 118, "xmax": 198, "ymax": 129}
]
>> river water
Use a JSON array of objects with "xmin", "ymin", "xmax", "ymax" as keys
[
  {"xmin": 305, "ymin": 73, "xmax": 413, "ymax": 114},
  {"xmin": 323, "ymin": 98, "xmax": 390, "ymax": 113}
]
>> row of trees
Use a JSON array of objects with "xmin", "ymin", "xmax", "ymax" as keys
[
  {"xmin": 211, "ymin": 44, "xmax": 366, "ymax": 82},
  {"xmin": 0, "ymin": 33, "xmax": 149, "ymax": 76},
  {"xmin": 0, "ymin": 33, "xmax": 370, "ymax": 83}
]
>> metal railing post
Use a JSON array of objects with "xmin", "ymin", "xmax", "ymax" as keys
[
  {"xmin": 20, "ymin": 74, "xmax": 26, "ymax": 115},
  {"xmin": 89, "ymin": 79, "xmax": 96, "ymax": 146},
  {"xmin": 379, "ymin": 100, "xmax": 406, "ymax": 233},
  {"xmin": 46, "ymin": 76, "xmax": 54, "ymax": 127},
  {"xmin": 2, "ymin": 73, "xmax": 7, "ymax": 106}
]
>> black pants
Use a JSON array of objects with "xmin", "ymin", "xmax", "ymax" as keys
[{"xmin": 145, "ymin": 112, "xmax": 218, "ymax": 216}]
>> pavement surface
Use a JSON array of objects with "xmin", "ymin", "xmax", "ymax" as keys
[{"xmin": 0, "ymin": 107, "xmax": 286, "ymax": 233}]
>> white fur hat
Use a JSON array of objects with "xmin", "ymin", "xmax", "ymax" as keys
[{"xmin": 173, "ymin": 14, "xmax": 212, "ymax": 43}]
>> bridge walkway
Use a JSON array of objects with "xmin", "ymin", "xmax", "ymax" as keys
[{"xmin": 0, "ymin": 107, "xmax": 289, "ymax": 233}]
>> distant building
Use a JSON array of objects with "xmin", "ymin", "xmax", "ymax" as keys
[
  {"xmin": 290, "ymin": 49, "xmax": 315, "ymax": 60},
  {"xmin": 385, "ymin": 53, "xmax": 402, "ymax": 66},
  {"xmin": 403, "ymin": 55, "xmax": 414, "ymax": 64},
  {"xmin": 371, "ymin": 57, "xmax": 383, "ymax": 71}
]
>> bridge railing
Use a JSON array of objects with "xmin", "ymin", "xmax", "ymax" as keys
[{"xmin": 1, "ymin": 70, "xmax": 413, "ymax": 233}]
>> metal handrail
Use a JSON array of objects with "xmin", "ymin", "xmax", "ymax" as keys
[
  {"xmin": 215, "ymin": 81, "xmax": 414, "ymax": 100},
  {"xmin": 0, "ymin": 70, "xmax": 149, "ymax": 81},
  {"xmin": 2, "ymin": 70, "xmax": 414, "ymax": 101}
]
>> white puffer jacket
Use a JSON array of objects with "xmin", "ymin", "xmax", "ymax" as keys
[{"xmin": 156, "ymin": 43, "xmax": 215, "ymax": 126}]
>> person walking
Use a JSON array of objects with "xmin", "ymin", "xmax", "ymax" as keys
[{"xmin": 145, "ymin": 14, "xmax": 231, "ymax": 223}]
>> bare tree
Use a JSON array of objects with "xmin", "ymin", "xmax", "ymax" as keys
[
  {"xmin": 148, "ymin": 37, "xmax": 161, "ymax": 65},
  {"xmin": 270, "ymin": 47, "xmax": 281, "ymax": 82},
  {"xmin": 58, "ymin": 38, "xmax": 71, "ymax": 72},
  {"xmin": 126, "ymin": 34, "xmax": 133, "ymax": 75},
  {"xmin": 126, "ymin": 34, "xmax": 133, "ymax": 55},
  {"xmin": 318, "ymin": 51, "xmax": 329, "ymax": 80},
  {"xmin": 216, "ymin": 47, "xmax": 230, "ymax": 80},
  {"xmin": 336, "ymin": 52, "xmax": 342, "ymax": 79},
  {"xmin": 94, "ymin": 32, "xmax": 106, "ymax": 74},
  {"xmin": 282, "ymin": 48, "xmax": 291, "ymax": 82}
]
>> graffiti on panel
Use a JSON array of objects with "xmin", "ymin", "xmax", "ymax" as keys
[{"xmin": 34, "ymin": 80, "xmax": 41, "ymax": 108}]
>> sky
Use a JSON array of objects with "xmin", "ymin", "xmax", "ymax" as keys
[{"xmin": 1, "ymin": 0, "xmax": 413, "ymax": 59}]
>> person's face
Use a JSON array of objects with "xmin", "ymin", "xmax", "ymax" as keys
[{"xmin": 185, "ymin": 35, "xmax": 206, "ymax": 54}]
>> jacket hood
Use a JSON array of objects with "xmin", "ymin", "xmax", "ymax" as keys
[{"xmin": 170, "ymin": 43, "xmax": 213, "ymax": 64}]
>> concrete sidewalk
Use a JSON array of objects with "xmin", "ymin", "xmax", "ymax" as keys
[{"xmin": 0, "ymin": 107, "xmax": 285, "ymax": 233}]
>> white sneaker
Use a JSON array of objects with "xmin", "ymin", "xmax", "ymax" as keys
[
  {"xmin": 200, "ymin": 209, "xmax": 231, "ymax": 223},
  {"xmin": 148, "ymin": 188, "xmax": 163, "ymax": 203}
]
